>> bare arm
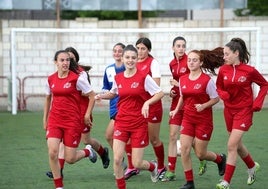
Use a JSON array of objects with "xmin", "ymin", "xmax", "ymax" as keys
[{"xmin": 43, "ymin": 95, "xmax": 51, "ymax": 130}]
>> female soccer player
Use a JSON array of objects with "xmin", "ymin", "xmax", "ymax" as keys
[
  {"xmin": 95, "ymin": 44, "xmax": 164, "ymax": 189},
  {"xmin": 102, "ymin": 43, "xmax": 126, "ymax": 148},
  {"xmin": 216, "ymin": 38, "xmax": 268, "ymax": 189},
  {"xmin": 170, "ymin": 48, "xmax": 226, "ymax": 189},
  {"xmin": 43, "ymin": 50, "xmax": 97, "ymax": 189},
  {"xmin": 124, "ymin": 37, "xmax": 166, "ymax": 180}
]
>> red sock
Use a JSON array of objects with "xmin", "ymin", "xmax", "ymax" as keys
[
  {"xmin": 214, "ymin": 154, "xmax": 222, "ymax": 164},
  {"xmin": 125, "ymin": 143, "xmax": 134, "ymax": 169},
  {"xmin": 83, "ymin": 149, "xmax": 90, "ymax": 157},
  {"xmin": 148, "ymin": 161, "xmax": 156, "ymax": 172},
  {"xmin": 184, "ymin": 169, "xmax": 194, "ymax": 181},
  {"xmin": 223, "ymin": 164, "xmax": 236, "ymax": 183},
  {"xmin": 153, "ymin": 142, "xmax": 165, "ymax": 170},
  {"xmin": 59, "ymin": 158, "xmax": 65, "ymax": 169},
  {"xmin": 97, "ymin": 145, "xmax": 104, "ymax": 156},
  {"xmin": 115, "ymin": 177, "xmax": 126, "ymax": 189},
  {"xmin": 54, "ymin": 177, "xmax": 63, "ymax": 188},
  {"xmin": 168, "ymin": 156, "xmax": 177, "ymax": 172},
  {"xmin": 242, "ymin": 154, "xmax": 255, "ymax": 169}
]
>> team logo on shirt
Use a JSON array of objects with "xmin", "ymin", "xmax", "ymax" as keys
[
  {"xmin": 51, "ymin": 84, "xmax": 55, "ymax": 88},
  {"xmin": 182, "ymin": 85, "xmax": 186, "ymax": 89},
  {"xmin": 131, "ymin": 82, "xmax": 139, "ymax": 88},
  {"xmin": 118, "ymin": 84, "xmax": 122, "ymax": 88},
  {"xmin": 180, "ymin": 67, "xmax": 187, "ymax": 73},
  {"xmin": 63, "ymin": 82, "xmax": 71, "ymax": 88},
  {"xmin": 193, "ymin": 83, "xmax": 201, "ymax": 90},
  {"xmin": 238, "ymin": 76, "xmax": 246, "ymax": 82}
]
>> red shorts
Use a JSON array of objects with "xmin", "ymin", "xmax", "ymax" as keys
[
  {"xmin": 81, "ymin": 125, "xmax": 91, "ymax": 133},
  {"xmin": 148, "ymin": 101, "xmax": 163, "ymax": 123},
  {"xmin": 224, "ymin": 107, "xmax": 253, "ymax": 132},
  {"xmin": 46, "ymin": 126, "xmax": 82, "ymax": 148},
  {"xmin": 180, "ymin": 119, "xmax": 213, "ymax": 141},
  {"xmin": 81, "ymin": 115, "xmax": 93, "ymax": 133},
  {"xmin": 169, "ymin": 109, "xmax": 183, "ymax": 125},
  {"xmin": 113, "ymin": 122, "xmax": 149, "ymax": 148}
]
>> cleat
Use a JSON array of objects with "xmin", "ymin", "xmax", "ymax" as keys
[
  {"xmin": 150, "ymin": 160, "xmax": 159, "ymax": 183},
  {"xmin": 247, "ymin": 162, "xmax": 260, "ymax": 185},
  {"xmin": 180, "ymin": 181, "xmax": 195, "ymax": 189},
  {"xmin": 157, "ymin": 167, "xmax": 167, "ymax": 181},
  {"xmin": 198, "ymin": 160, "xmax": 207, "ymax": 176},
  {"xmin": 46, "ymin": 171, "xmax": 53, "ymax": 179},
  {"xmin": 216, "ymin": 180, "xmax": 230, "ymax": 189},
  {"xmin": 217, "ymin": 154, "xmax": 226, "ymax": 176},
  {"xmin": 85, "ymin": 145, "xmax": 97, "ymax": 163},
  {"xmin": 45, "ymin": 169, "xmax": 63, "ymax": 179},
  {"xmin": 124, "ymin": 168, "xmax": 140, "ymax": 180},
  {"xmin": 101, "ymin": 147, "xmax": 110, "ymax": 169},
  {"xmin": 160, "ymin": 171, "xmax": 176, "ymax": 182}
]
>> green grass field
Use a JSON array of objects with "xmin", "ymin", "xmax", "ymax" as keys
[{"xmin": 0, "ymin": 109, "xmax": 267, "ymax": 189}]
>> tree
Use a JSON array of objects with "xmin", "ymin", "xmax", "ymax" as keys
[{"xmin": 234, "ymin": 0, "xmax": 268, "ymax": 16}]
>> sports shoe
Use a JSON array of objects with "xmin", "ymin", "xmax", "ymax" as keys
[
  {"xmin": 198, "ymin": 160, "xmax": 207, "ymax": 176},
  {"xmin": 85, "ymin": 145, "xmax": 97, "ymax": 163},
  {"xmin": 124, "ymin": 168, "xmax": 140, "ymax": 180},
  {"xmin": 45, "ymin": 169, "xmax": 63, "ymax": 179},
  {"xmin": 180, "ymin": 181, "xmax": 195, "ymax": 189},
  {"xmin": 160, "ymin": 171, "xmax": 176, "ymax": 182},
  {"xmin": 247, "ymin": 162, "xmax": 260, "ymax": 185},
  {"xmin": 150, "ymin": 160, "xmax": 159, "ymax": 183},
  {"xmin": 157, "ymin": 167, "xmax": 167, "ymax": 181},
  {"xmin": 101, "ymin": 147, "xmax": 110, "ymax": 169},
  {"xmin": 216, "ymin": 180, "xmax": 230, "ymax": 189},
  {"xmin": 217, "ymin": 154, "xmax": 226, "ymax": 176}
]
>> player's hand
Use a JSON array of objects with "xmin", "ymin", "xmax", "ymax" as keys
[{"xmin": 141, "ymin": 102, "xmax": 149, "ymax": 118}]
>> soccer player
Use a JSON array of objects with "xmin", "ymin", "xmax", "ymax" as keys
[
  {"xmin": 95, "ymin": 44, "xmax": 164, "ymax": 189},
  {"xmin": 124, "ymin": 37, "xmax": 166, "ymax": 180},
  {"xmin": 162, "ymin": 36, "xmax": 207, "ymax": 182},
  {"xmin": 43, "ymin": 50, "xmax": 97, "ymax": 189},
  {"xmin": 45, "ymin": 47, "xmax": 110, "ymax": 179},
  {"xmin": 216, "ymin": 38, "xmax": 268, "ymax": 189},
  {"xmin": 102, "ymin": 43, "xmax": 125, "ymax": 149},
  {"xmin": 170, "ymin": 48, "xmax": 226, "ymax": 189}
]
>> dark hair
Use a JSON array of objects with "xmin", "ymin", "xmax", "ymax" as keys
[
  {"xmin": 65, "ymin": 46, "xmax": 92, "ymax": 72},
  {"xmin": 172, "ymin": 36, "xmax": 186, "ymax": 47},
  {"xmin": 65, "ymin": 47, "xmax": 79, "ymax": 62},
  {"xmin": 225, "ymin": 38, "xmax": 250, "ymax": 64},
  {"xmin": 136, "ymin": 37, "xmax": 152, "ymax": 51},
  {"xmin": 122, "ymin": 44, "xmax": 138, "ymax": 56},
  {"xmin": 65, "ymin": 47, "xmax": 92, "ymax": 84},
  {"xmin": 189, "ymin": 47, "xmax": 224, "ymax": 75},
  {"xmin": 113, "ymin": 42, "xmax": 126, "ymax": 49},
  {"xmin": 54, "ymin": 50, "xmax": 68, "ymax": 61}
]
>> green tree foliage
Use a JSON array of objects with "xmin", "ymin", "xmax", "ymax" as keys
[
  {"xmin": 61, "ymin": 10, "xmax": 160, "ymax": 20},
  {"xmin": 234, "ymin": 0, "xmax": 268, "ymax": 16}
]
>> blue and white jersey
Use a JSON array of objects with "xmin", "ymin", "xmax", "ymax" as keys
[{"xmin": 102, "ymin": 63, "xmax": 125, "ymax": 118}]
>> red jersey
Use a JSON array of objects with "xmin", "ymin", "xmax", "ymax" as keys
[
  {"xmin": 216, "ymin": 63, "xmax": 268, "ymax": 109},
  {"xmin": 136, "ymin": 56, "xmax": 162, "ymax": 118},
  {"xmin": 113, "ymin": 70, "xmax": 161, "ymax": 130},
  {"xmin": 169, "ymin": 53, "xmax": 190, "ymax": 109},
  {"xmin": 47, "ymin": 71, "xmax": 82, "ymax": 130},
  {"xmin": 179, "ymin": 73, "xmax": 218, "ymax": 123}
]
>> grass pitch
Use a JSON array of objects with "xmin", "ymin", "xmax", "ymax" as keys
[{"xmin": 0, "ymin": 109, "xmax": 267, "ymax": 189}]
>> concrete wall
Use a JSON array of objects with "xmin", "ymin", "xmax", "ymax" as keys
[{"xmin": 0, "ymin": 16, "xmax": 268, "ymax": 110}]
